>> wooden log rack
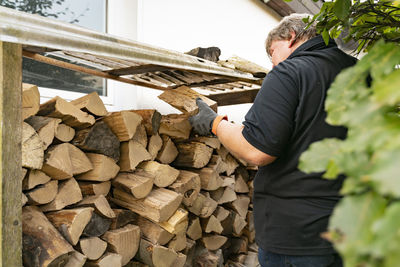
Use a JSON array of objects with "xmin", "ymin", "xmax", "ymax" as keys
[{"xmin": 0, "ymin": 5, "xmax": 267, "ymax": 265}]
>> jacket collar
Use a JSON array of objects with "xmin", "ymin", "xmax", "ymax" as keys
[{"xmin": 288, "ymin": 35, "xmax": 337, "ymax": 59}]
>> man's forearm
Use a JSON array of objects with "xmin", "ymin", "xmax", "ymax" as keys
[{"xmin": 215, "ymin": 120, "xmax": 275, "ymax": 166}]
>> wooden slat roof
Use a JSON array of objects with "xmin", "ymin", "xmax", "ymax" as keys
[{"xmin": 0, "ymin": 6, "xmax": 266, "ymax": 106}]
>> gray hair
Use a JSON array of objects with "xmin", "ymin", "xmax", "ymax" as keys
[{"xmin": 265, "ymin": 13, "xmax": 317, "ymax": 57}]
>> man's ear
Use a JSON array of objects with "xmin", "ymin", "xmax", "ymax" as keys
[{"xmin": 288, "ymin": 31, "xmax": 297, "ymax": 48}]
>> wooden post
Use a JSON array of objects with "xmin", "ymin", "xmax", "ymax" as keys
[{"xmin": 0, "ymin": 42, "xmax": 22, "ymax": 266}]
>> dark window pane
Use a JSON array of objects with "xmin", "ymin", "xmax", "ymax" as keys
[{"xmin": 0, "ymin": 0, "xmax": 107, "ymax": 95}]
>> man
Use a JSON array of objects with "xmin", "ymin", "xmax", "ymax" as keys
[{"xmin": 189, "ymin": 13, "xmax": 357, "ymax": 267}]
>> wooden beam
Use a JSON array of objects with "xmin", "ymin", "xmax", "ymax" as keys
[
  {"xmin": 0, "ymin": 41, "xmax": 22, "ymax": 266},
  {"xmin": 22, "ymin": 51, "xmax": 168, "ymax": 91},
  {"xmin": 107, "ymin": 64, "xmax": 172, "ymax": 76},
  {"xmin": 207, "ymin": 89, "xmax": 259, "ymax": 106},
  {"xmin": 264, "ymin": 0, "xmax": 294, "ymax": 17}
]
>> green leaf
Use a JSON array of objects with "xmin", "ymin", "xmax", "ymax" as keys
[
  {"xmin": 328, "ymin": 193, "xmax": 387, "ymax": 262},
  {"xmin": 299, "ymin": 138, "xmax": 343, "ymax": 175},
  {"xmin": 333, "ymin": 0, "xmax": 351, "ymax": 20},
  {"xmin": 370, "ymin": 149, "xmax": 400, "ymax": 197},
  {"xmin": 370, "ymin": 202, "xmax": 400, "ymax": 261},
  {"xmin": 322, "ymin": 28, "xmax": 330, "ymax": 45},
  {"xmin": 373, "ymin": 69, "xmax": 400, "ymax": 107}
]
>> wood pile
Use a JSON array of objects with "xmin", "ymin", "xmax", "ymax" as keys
[{"xmin": 21, "ymin": 84, "xmax": 259, "ymax": 267}]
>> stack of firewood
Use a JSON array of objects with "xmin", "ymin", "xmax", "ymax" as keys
[{"xmin": 21, "ymin": 83, "xmax": 259, "ymax": 267}]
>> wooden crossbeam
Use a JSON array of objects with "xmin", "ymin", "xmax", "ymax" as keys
[{"xmin": 207, "ymin": 89, "xmax": 260, "ymax": 106}]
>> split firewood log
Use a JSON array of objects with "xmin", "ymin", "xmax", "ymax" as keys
[
  {"xmin": 232, "ymin": 212, "xmax": 247, "ymax": 237},
  {"xmin": 182, "ymin": 238, "xmax": 196, "ymax": 267},
  {"xmin": 111, "ymin": 188, "xmax": 183, "ymax": 223},
  {"xmin": 156, "ymin": 135, "xmax": 178, "ymax": 164},
  {"xmin": 109, "ymin": 209, "xmax": 138, "ymax": 230},
  {"xmin": 186, "ymin": 217, "xmax": 202, "ymax": 241},
  {"xmin": 147, "ymin": 134, "xmax": 163, "ymax": 161},
  {"xmin": 82, "ymin": 212, "xmax": 112, "ymax": 237},
  {"xmin": 70, "ymin": 91, "xmax": 108, "ymax": 117},
  {"xmin": 158, "ymin": 86, "xmax": 217, "ymax": 115},
  {"xmin": 22, "ymin": 122, "xmax": 44, "ymax": 170},
  {"xmin": 40, "ymin": 178, "xmax": 83, "ymax": 212},
  {"xmin": 201, "ymin": 234, "xmax": 228, "ymax": 251},
  {"xmin": 201, "ymin": 215, "xmax": 223, "ymax": 234},
  {"xmin": 168, "ymin": 170, "xmax": 200, "ymax": 207},
  {"xmin": 207, "ymin": 155, "xmax": 227, "ymax": 174},
  {"xmin": 112, "ymin": 170, "xmax": 154, "ymax": 199},
  {"xmin": 191, "ymin": 136, "xmax": 221, "ymax": 150},
  {"xmin": 168, "ymin": 233, "xmax": 186, "ymax": 252},
  {"xmin": 22, "ymin": 206, "xmax": 74, "ymax": 267},
  {"xmin": 173, "ymin": 142, "xmax": 213, "ymax": 169},
  {"xmin": 54, "ymin": 123, "xmax": 75, "ymax": 143},
  {"xmin": 46, "ymin": 207, "xmax": 94, "ymax": 245},
  {"xmin": 192, "ymin": 167, "xmax": 223, "ymax": 191},
  {"xmin": 78, "ymin": 237, "xmax": 107, "ymax": 260},
  {"xmin": 84, "ymin": 252, "xmax": 122, "ymax": 267},
  {"xmin": 22, "ymin": 170, "xmax": 51, "ymax": 190},
  {"xmin": 213, "ymin": 206, "xmax": 230, "ymax": 223},
  {"xmin": 42, "ymin": 143, "xmax": 93, "ymax": 180},
  {"xmin": 78, "ymin": 181, "xmax": 111, "ymax": 196},
  {"xmin": 22, "ymin": 193, "xmax": 28, "ymax": 207},
  {"xmin": 75, "ymin": 194, "xmax": 115, "ymax": 219},
  {"xmin": 102, "ymin": 224, "xmax": 141, "ymax": 265},
  {"xmin": 72, "ymin": 121, "xmax": 120, "ymax": 162},
  {"xmin": 234, "ymin": 174, "xmax": 250, "ymax": 193},
  {"xmin": 159, "ymin": 208, "xmax": 188, "ymax": 235},
  {"xmin": 132, "ymin": 124, "xmax": 148, "ymax": 148},
  {"xmin": 37, "ymin": 96, "xmax": 95, "ymax": 129},
  {"xmin": 159, "ymin": 114, "xmax": 191, "ymax": 140},
  {"xmin": 224, "ymin": 154, "xmax": 239, "ymax": 176},
  {"xmin": 137, "ymin": 161, "xmax": 179, "ymax": 188},
  {"xmin": 136, "ymin": 216, "xmax": 174, "ymax": 245},
  {"xmin": 22, "ymin": 83, "xmax": 40, "ymax": 120},
  {"xmin": 210, "ymin": 186, "xmax": 237, "ymax": 205},
  {"xmin": 227, "ymin": 195, "xmax": 250, "ymax": 218},
  {"xmin": 102, "ymin": 111, "xmax": 142, "ymax": 141},
  {"xmin": 187, "ymin": 192, "xmax": 217, "ymax": 218},
  {"xmin": 25, "ymin": 116, "xmax": 61, "ymax": 149},
  {"xmin": 76, "ymin": 153, "xmax": 119, "ymax": 182},
  {"xmin": 65, "ymin": 251, "xmax": 87, "ymax": 267},
  {"xmin": 119, "ymin": 140, "xmax": 152, "ymax": 172},
  {"xmin": 26, "ymin": 180, "xmax": 58, "ymax": 205},
  {"xmin": 193, "ymin": 247, "xmax": 224, "ymax": 267},
  {"xmin": 130, "ymin": 109, "xmax": 161, "ymax": 135},
  {"xmin": 22, "ymin": 167, "xmax": 28, "ymax": 180},
  {"xmin": 152, "ymin": 245, "xmax": 181, "ymax": 267}
]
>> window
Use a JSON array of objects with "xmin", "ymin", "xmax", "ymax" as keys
[{"xmin": 0, "ymin": 0, "xmax": 107, "ymax": 96}]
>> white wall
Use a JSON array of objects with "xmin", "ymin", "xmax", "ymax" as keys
[{"xmin": 135, "ymin": 0, "xmax": 280, "ymax": 122}]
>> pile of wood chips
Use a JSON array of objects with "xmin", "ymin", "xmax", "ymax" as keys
[{"xmin": 21, "ymin": 83, "xmax": 259, "ymax": 267}]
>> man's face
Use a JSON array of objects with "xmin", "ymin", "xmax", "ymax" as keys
[{"xmin": 269, "ymin": 39, "xmax": 293, "ymax": 68}]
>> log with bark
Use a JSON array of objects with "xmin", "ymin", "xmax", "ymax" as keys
[
  {"xmin": 158, "ymin": 86, "xmax": 217, "ymax": 115},
  {"xmin": 45, "ymin": 207, "xmax": 94, "ymax": 245},
  {"xmin": 22, "ymin": 206, "xmax": 74, "ymax": 267},
  {"xmin": 72, "ymin": 121, "xmax": 120, "ymax": 162},
  {"xmin": 130, "ymin": 109, "xmax": 161, "ymax": 135},
  {"xmin": 102, "ymin": 111, "xmax": 142, "ymax": 141}
]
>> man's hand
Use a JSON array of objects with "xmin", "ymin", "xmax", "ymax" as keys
[{"xmin": 189, "ymin": 98, "xmax": 217, "ymax": 136}]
